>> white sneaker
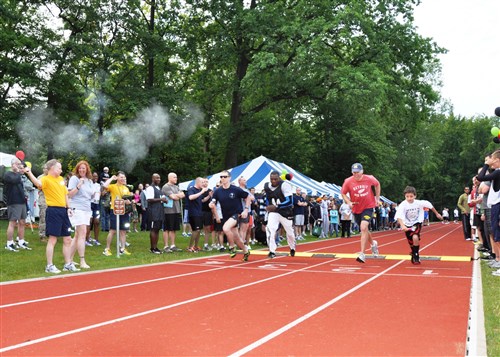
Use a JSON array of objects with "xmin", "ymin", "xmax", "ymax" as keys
[
  {"xmin": 63, "ymin": 263, "xmax": 81, "ymax": 272},
  {"xmin": 371, "ymin": 240, "xmax": 379, "ymax": 256},
  {"xmin": 45, "ymin": 264, "xmax": 61, "ymax": 274},
  {"xmin": 356, "ymin": 252, "xmax": 366, "ymax": 263},
  {"xmin": 489, "ymin": 261, "xmax": 500, "ymax": 269},
  {"xmin": 492, "ymin": 269, "xmax": 500, "ymax": 276},
  {"xmin": 5, "ymin": 242, "xmax": 19, "ymax": 252}
]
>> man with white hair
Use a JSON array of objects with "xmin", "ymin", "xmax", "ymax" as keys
[
  {"xmin": 293, "ymin": 187, "xmax": 307, "ymax": 240},
  {"xmin": 4, "ymin": 157, "xmax": 31, "ymax": 251}
]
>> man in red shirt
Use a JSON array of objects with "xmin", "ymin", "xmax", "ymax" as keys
[{"xmin": 341, "ymin": 163, "xmax": 381, "ymax": 263}]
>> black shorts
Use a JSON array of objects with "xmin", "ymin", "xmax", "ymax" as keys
[
  {"xmin": 164, "ymin": 213, "xmax": 181, "ymax": 231},
  {"xmin": 353, "ymin": 209, "xmax": 374, "ymax": 227},
  {"xmin": 149, "ymin": 220, "xmax": 164, "ymax": 231},
  {"xmin": 189, "ymin": 216, "xmax": 203, "ymax": 231},
  {"xmin": 202, "ymin": 211, "xmax": 213, "ymax": 226},
  {"xmin": 473, "ymin": 214, "xmax": 482, "ymax": 227},
  {"xmin": 404, "ymin": 222, "xmax": 422, "ymax": 244},
  {"xmin": 213, "ymin": 220, "xmax": 223, "ymax": 232}
]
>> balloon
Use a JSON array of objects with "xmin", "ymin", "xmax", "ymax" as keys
[
  {"xmin": 280, "ymin": 174, "xmax": 286, "ymax": 180},
  {"xmin": 495, "ymin": 107, "xmax": 500, "ymax": 117},
  {"xmin": 25, "ymin": 161, "xmax": 32, "ymax": 168},
  {"xmin": 15, "ymin": 150, "xmax": 25, "ymax": 160},
  {"xmin": 493, "ymin": 137, "xmax": 500, "ymax": 144},
  {"xmin": 281, "ymin": 169, "xmax": 287, "ymax": 175},
  {"xmin": 285, "ymin": 173, "xmax": 294, "ymax": 180}
]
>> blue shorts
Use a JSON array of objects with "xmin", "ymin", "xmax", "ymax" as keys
[
  {"xmin": 46, "ymin": 207, "xmax": 72, "ymax": 237},
  {"xmin": 91, "ymin": 203, "xmax": 101, "ymax": 219},
  {"xmin": 110, "ymin": 210, "xmax": 130, "ymax": 231}
]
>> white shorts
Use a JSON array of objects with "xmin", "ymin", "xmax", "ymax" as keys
[{"xmin": 70, "ymin": 209, "xmax": 92, "ymax": 227}]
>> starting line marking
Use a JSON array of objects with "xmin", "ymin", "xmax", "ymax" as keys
[{"xmin": 243, "ymin": 250, "xmax": 472, "ymax": 262}]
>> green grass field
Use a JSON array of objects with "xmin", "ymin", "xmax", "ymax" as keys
[{"xmin": 0, "ymin": 220, "xmax": 498, "ymax": 355}]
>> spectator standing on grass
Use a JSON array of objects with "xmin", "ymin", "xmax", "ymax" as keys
[
  {"xmin": 67, "ymin": 160, "xmax": 93, "ymax": 269},
  {"xmin": 457, "ymin": 186, "xmax": 472, "ymax": 240},
  {"xmin": 140, "ymin": 183, "xmax": 149, "ymax": 231},
  {"xmin": 329, "ymin": 203, "xmax": 339, "ymax": 237},
  {"xmin": 293, "ymin": 188, "xmax": 307, "ymax": 240},
  {"xmin": 187, "ymin": 177, "xmax": 207, "ymax": 252},
  {"xmin": 37, "ymin": 164, "xmax": 48, "ymax": 242},
  {"xmin": 161, "ymin": 173, "xmax": 185, "ymax": 252},
  {"xmin": 145, "ymin": 173, "xmax": 167, "ymax": 254},
  {"xmin": 476, "ymin": 151, "xmax": 500, "ymax": 276},
  {"xmin": 102, "ymin": 172, "xmax": 132, "ymax": 256},
  {"xmin": 25, "ymin": 159, "xmax": 76, "ymax": 273},
  {"xmin": 339, "ymin": 200, "xmax": 352, "ymax": 238},
  {"xmin": 341, "ymin": 163, "xmax": 380, "ymax": 263},
  {"xmin": 4, "ymin": 157, "xmax": 31, "ymax": 252},
  {"xmin": 87, "ymin": 172, "xmax": 102, "ymax": 246}
]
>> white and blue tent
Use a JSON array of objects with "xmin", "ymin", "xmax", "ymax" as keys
[{"xmin": 179, "ymin": 155, "xmax": 340, "ymax": 197}]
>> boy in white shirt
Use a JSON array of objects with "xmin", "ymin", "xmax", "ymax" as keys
[{"xmin": 395, "ymin": 186, "xmax": 443, "ymax": 264}]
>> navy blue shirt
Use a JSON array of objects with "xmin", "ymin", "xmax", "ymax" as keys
[
  {"xmin": 3, "ymin": 171, "xmax": 25, "ymax": 205},
  {"xmin": 187, "ymin": 186, "xmax": 203, "ymax": 217},
  {"xmin": 293, "ymin": 194, "xmax": 305, "ymax": 215},
  {"xmin": 212, "ymin": 185, "xmax": 249, "ymax": 219}
]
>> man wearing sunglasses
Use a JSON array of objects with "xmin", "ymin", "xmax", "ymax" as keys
[{"xmin": 209, "ymin": 171, "xmax": 252, "ymax": 261}]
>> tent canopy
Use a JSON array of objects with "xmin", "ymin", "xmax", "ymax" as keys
[
  {"xmin": 179, "ymin": 155, "xmax": 394, "ymax": 205},
  {"xmin": 179, "ymin": 155, "xmax": 341, "ymax": 197}
]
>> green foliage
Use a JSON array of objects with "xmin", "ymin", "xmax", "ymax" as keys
[{"xmin": 1, "ymin": 0, "xmax": 498, "ymax": 210}]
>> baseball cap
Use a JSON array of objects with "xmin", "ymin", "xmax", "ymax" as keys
[{"xmin": 351, "ymin": 163, "xmax": 363, "ymax": 173}]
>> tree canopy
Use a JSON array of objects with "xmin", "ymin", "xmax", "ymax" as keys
[{"xmin": 1, "ymin": 0, "xmax": 499, "ymax": 209}]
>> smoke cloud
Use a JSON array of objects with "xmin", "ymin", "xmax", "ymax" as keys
[{"xmin": 16, "ymin": 102, "xmax": 203, "ymax": 171}]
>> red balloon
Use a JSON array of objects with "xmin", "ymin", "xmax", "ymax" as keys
[{"xmin": 15, "ymin": 150, "xmax": 25, "ymax": 160}]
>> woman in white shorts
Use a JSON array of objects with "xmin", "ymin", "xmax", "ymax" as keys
[{"xmin": 68, "ymin": 160, "xmax": 95, "ymax": 269}]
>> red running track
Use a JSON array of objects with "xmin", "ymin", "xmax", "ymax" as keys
[{"xmin": 0, "ymin": 223, "xmax": 474, "ymax": 356}]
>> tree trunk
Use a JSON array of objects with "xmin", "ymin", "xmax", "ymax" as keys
[{"xmin": 224, "ymin": 50, "xmax": 249, "ymax": 168}]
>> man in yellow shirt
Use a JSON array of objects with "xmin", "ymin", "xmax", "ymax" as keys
[
  {"xmin": 102, "ymin": 171, "xmax": 132, "ymax": 256},
  {"xmin": 25, "ymin": 159, "xmax": 79, "ymax": 273}
]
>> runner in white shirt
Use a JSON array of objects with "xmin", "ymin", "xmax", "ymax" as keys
[{"xmin": 395, "ymin": 186, "xmax": 443, "ymax": 264}]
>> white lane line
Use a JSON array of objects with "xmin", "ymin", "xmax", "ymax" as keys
[
  {"xmin": 228, "ymin": 226, "xmax": 468, "ymax": 357},
  {"xmin": 0, "ymin": 258, "xmax": 338, "ymax": 353},
  {"xmin": 228, "ymin": 260, "xmax": 406, "ymax": 357}
]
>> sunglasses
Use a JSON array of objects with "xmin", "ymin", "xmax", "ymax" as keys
[{"xmin": 220, "ymin": 175, "xmax": 229, "ymax": 178}]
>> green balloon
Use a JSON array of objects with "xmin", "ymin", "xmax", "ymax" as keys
[{"xmin": 491, "ymin": 127, "xmax": 500, "ymax": 137}]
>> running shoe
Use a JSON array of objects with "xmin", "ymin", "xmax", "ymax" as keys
[
  {"xmin": 356, "ymin": 252, "xmax": 366, "ymax": 263},
  {"xmin": 242, "ymin": 251, "xmax": 250, "ymax": 262},
  {"xmin": 492, "ymin": 269, "xmax": 500, "ymax": 277},
  {"xmin": 150, "ymin": 248, "xmax": 162, "ymax": 254},
  {"xmin": 371, "ymin": 240, "xmax": 379, "ymax": 256},
  {"xmin": 45, "ymin": 264, "xmax": 61, "ymax": 274},
  {"xmin": 103, "ymin": 248, "xmax": 112, "ymax": 256},
  {"xmin": 489, "ymin": 261, "xmax": 500, "ymax": 269},
  {"xmin": 170, "ymin": 246, "xmax": 183, "ymax": 252},
  {"xmin": 5, "ymin": 242, "xmax": 19, "ymax": 252},
  {"xmin": 85, "ymin": 241, "xmax": 93, "ymax": 247},
  {"xmin": 93, "ymin": 240, "xmax": 101, "ymax": 246},
  {"xmin": 218, "ymin": 246, "xmax": 226, "ymax": 252},
  {"xmin": 290, "ymin": 249, "xmax": 296, "ymax": 257},
  {"xmin": 268, "ymin": 252, "xmax": 276, "ymax": 259},
  {"xmin": 203, "ymin": 245, "xmax": 213, "ymax": 251},
  {"xmin": 229, "ymin": 247, "xmax": 237, "ymax": 258},
  {"xmin": 411, "ymin": 253, "xmax": 421, "ymax": 265},
  {"xmin": 120, "ymin": 248, "xmax": 131, "ymax": 256},
  {"xmin": 63, "ymin": 263, "xmax": 80, "ymax": 272},
  {"xmin": 187, "ymin": 247, "xmax": 197, "ymax": 253},
  {"xmin": 18, "ymin": 241, "xmax": 32, "ymax": 250}
]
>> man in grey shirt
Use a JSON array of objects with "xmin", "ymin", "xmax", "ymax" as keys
[{"xmin": 161, "ymin": 173, "xmax": 185, "ymax": 252}]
